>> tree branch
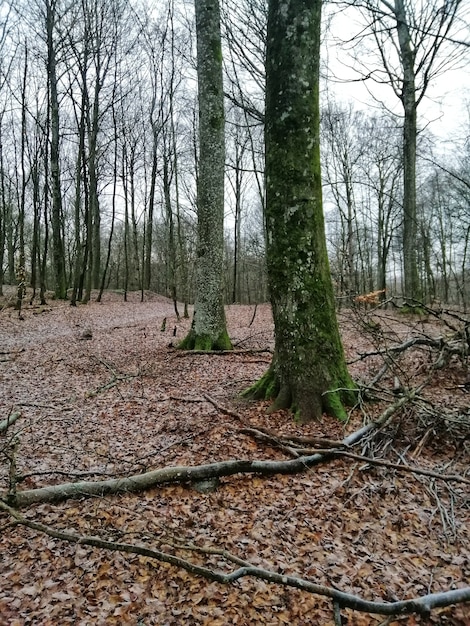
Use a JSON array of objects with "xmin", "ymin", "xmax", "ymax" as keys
[
  {"xmin": 1, "ymin": 500, "xmax": 469, "ymax": 617},
  {"xmin": 2, "ymin": 394, "xmax": 413, "ymax": 508},
  {"xmin": 0, "ymin": 412, "xmax": 21, "ymax": 433}
]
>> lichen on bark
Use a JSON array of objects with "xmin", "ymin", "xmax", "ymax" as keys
[{"xmin": 244, "ymin": 0, "xmax": 356, "ymax": 421}]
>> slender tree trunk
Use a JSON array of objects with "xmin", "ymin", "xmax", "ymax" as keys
[
  {"xmin": 394, "ymin": 0, "xmax": 420, "ymax": 301},
  {"xmin": 245, "ymin": 0, "xmax": 356, "ymax": 421},
  {"xmin": 15, "ymin": 45, "xmax": 29, "ymax": 313},
  {"xmin": 89, "ymin": 81, "xmax": 101, "ymax": 290},
  {"xmin": 97, "ymin": 100, "xmax": 119, "ymax": 304},
  {"xmin": 70, "ymin": 74, "xmax": 88, "ymax": 307},
  {"xmin": 163, "ymin": 146, "xmax": 179, "ymax": 318},
  {"xmin": 0, "ymin": 118, "xmax": 5, "ymax": 295},
  {"xmin": 46, "ymin": 1, "xmax": 67, "ymax": 299},
  {"xmin": 144, "ymin": 131, "xmax": 158, "ymax": 292}
]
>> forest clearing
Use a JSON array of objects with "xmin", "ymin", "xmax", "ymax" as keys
[{"xmin": 0, "ymin": 289, "xmax": 469, "ymax": 625}]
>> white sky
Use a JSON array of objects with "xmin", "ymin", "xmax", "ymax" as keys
[{"xmin": 322, "ymin": 3, "xmax": 470, "ymax": 143}]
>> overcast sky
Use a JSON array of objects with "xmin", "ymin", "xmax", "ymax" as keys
[{"xmin": 322, "ymin": 2, "xmax": 470, "ymax": 144}]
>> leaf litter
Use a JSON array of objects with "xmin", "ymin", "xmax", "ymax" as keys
[{"xmin": 0, "ymin": 290, "xmax": 469, "ymax": 625}]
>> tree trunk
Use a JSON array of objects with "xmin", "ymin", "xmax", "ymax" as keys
[
  {"xmin": 46, "ymin": 0, "xmax": 67, "ymax": 300},
  {"xmin": 0, "ymin": 116, "xmax": 6, "ymax": 295},
  {"xmin": 246, "ymin": 0, "xmax": 355, "ymax": 421},
  {"xmin": 394, "ymin": 0, "xmax": 420, "ymax": 301},
  {"xmin": 178, "ymin": 0, "xmax": 231, "ymax": 350}
]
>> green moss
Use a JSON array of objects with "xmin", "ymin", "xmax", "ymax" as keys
[
  {"xmin": 213, "ymin": 329, "xmax": 233, "ymax": 351},
  {"xmin": 176, "ymin": 330, "xmax": 196, "ymax": 350},
  {"xmin": 210, "ymin": 114, "xmax": 223, "ymax": 130},
  {"xmin": 194, "ymin": 335, "xmax": 213, "ymax": 350},
  {"xmin": 177, "ymin": 329, "xmax": 232, "ymax": 352},
  {"xmin": 322, "ymin": 390, "xmax": 348, "ymax": 422},
  {"xmin": 242, "ymin": 367, "xmax": 278, "ymax": 401},
  {"xmin": 211, "ymin": 37, "xmax": 223, "ymax": 64},
  {"xmin": 243, "ymin": 359, "xmax": 358, "ymax": 423}
]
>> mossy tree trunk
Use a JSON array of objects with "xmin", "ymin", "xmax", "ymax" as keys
[
  {"xmin": 178, "ymin": 0, "xmax": 231, "ymax": 351},
  {"xmin": 246, "ymin": 0, "xmax": 355, "ymax": 421}
]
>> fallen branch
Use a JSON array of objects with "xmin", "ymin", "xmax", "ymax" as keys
[
  {"xmin": 86, "ymin": 374, "xmax": 135, "ymax": 397},
  {"xmin": 2, "ymin": 394, "xmax": 414, "ymax": 508},
  {"xmin": 0, "ymin": 412, "xmax": 21, "ymax": 433},
  {"xmin": 349, "ymin": 333, "xmax": 468, "ymax": 367},
  {"xmin": 0, "ymin": 348, "xmax": 25, "ymax": 356},
  {"xmin": 171, "ymin": 348, "xmax": 272, "ymax": 356},
  {"xmin": 348, "ymin": 336, "xmax": 443, "ymax": 363},
  {"xmin": 294, "ymin": 449, "xmax": 470, "ymax": 486},
  {"xmin": 2, "ymin": 452, "xmax": 338, "ymax": 507},
  {"xmin": 0, "ymin": 500, "xmax": 469, "ymax": 618}
]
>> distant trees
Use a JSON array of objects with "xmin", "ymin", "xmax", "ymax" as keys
[
  {"xmin": 322, "ymin": 106, "xmax": 402, "ymax": 300},
  {"xmin": 0, "ymin": 0, "xmax": 469, "ymax": 310},
  {"xmin": 334, "ymin": 0, "xmax": 468, "ymax": 301}
]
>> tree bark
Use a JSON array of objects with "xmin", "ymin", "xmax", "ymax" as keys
[
  {"xmin": 178, "ymin": 0, "xmax": 231, "ymax": 350},
  {"xmin": 394, "ymin": 0, "xmax": 420, "ymax": 301},
  {"xmin": 46, "ymin": 0, "xmax": 67, "ymax": 300},
  {"xmin": 246, "ymin": 0, "xmax": 355, "ymax": 421}
]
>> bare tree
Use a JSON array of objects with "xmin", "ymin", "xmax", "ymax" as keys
[
  {"xmin": 333, "ymin": 0, "xmax": 469, "ymax": 301},
  {"xmin": 179, "ymin": 0, "xmax": 232, "ymax": 350}
]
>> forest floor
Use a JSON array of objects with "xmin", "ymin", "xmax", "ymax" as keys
[{"xmin": 0, "ymin": 288, "xmax": 469, "ymax": 626}]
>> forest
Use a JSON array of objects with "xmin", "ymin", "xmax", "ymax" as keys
[
  {"xmin": 0, "ymin": 0, "xmax": 469, "ymax": 308},
  {"xmin": 1, "ymin": 0, "xmax": 470, "ymax": 624}
]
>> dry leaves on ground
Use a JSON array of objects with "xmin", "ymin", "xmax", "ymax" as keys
[{"xmin": 0, "ymin": 290, "xmax": 469, "ymax": 625}]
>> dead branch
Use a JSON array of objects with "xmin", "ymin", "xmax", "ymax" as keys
[
  {"xmin": 0, "ymin": 411, "xmax": 21, "ymax": 433},
  {"xmin": 203, "ymin": 393, "xmax": 245, "ymax": 421},
  {"xmin": 86, "ymin": 374, "xmax": 135, "ymax": 397},
  {"xmin": 248, "ymin": 302, "xmax": 258, "ymax": 327},
  {"xmin": 239, "ymin": 427, "xmax": 302, "ymax": 457},
  {"xmin": 204, "ymin": 394, "xmax": 346, "ymax": 456},
  {"xmin": 2, "ymin": 394, "xmax": 415, "ymax": 508},
  {"xmin": 0, "ymin": 500, "xmax": 469, "ymax": 618},
  {"xmin": 0, "ymin": 348, "xmax": 25, "ymax": 356},
  {"xmin": 348, "ymin": 336, "xmax": 445, "ymax": 364},
  {"xmin": 2, "ymin": 452, "xmax": 337, "ymax": 508},
  {"xmin": 171, "ymin": 348, "xmax": 272, "ymax": 356},
  {"xmin": 292, "ymin": 449, "xmax": 470, "ymax": 486}
]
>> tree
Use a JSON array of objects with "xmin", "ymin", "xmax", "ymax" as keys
[
  {"xmin": 245, "ymin": 0, "xmax": 356, "ymax": 421},
  {"xmin": 333, "ymin": 0, "xmax": 467, "ymax": 301},
  {"xmin": 322, "ymin": 103, "xmax": 365, "ymax": 298},
  {"xmin": 45, "ymin": 0, "xmax": 68, "ymax": 299},
  {"xmin": 178, "ymin": 0, "xmax": 231, "ymax": 350}
]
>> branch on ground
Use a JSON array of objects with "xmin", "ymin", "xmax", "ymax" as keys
[
  {"xmin": 0, "ymin": 412, "xmax": 21, "ymax": 434},
  {"xmin": 0, "ymin": 500, "xmax": 469, "ymax": 618},
  {"xmin": 1, "ymin": 394, "xmax": 415, "ymax": 508}
]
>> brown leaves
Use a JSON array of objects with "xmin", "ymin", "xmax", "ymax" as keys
[{"xmin": 0, "ymin": 294, "xmax": 469, "ymax": 623}]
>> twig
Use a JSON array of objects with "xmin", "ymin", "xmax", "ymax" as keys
[
  {"xmin": 248, "ymin": 303, "xmax": 258, "ymax": 327},
  {"xmin": 333, "ymin": 601, "xmax": 343, "ymax": 625},
  {"xmin": 296, "ymin": 449, "xmax": 470, "ymax": 486}
]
